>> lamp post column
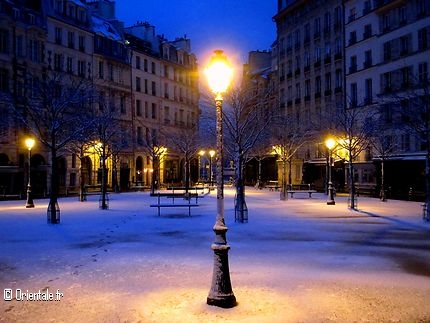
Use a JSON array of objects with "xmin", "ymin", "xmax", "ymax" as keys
[
  {"xmin": 205, "ymin": 49, "xmax": 236, "ymax": 308},
  {"xmin": 326, "ymin": 138, "xmax": 336, "ymax": 205},
  {"xmin": 207, "ymin": 95, "xmax": 236, "ymax": 308},
  {"xmin": 25, "ymin": 138, "xmax": 35, "ymax": 208}
]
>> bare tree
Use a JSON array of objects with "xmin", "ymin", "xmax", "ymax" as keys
[
  {"xmin": 166, "ymin": 124, "xmax": 200, "ymax": 194},
  {"xmin": 369, "ymin": 116, "xmax": 397, "ymax": 202},
  {"xmin": 13, "ymin": 71, "xmax": 96, "ymax": 223},
  {"xmin": 393, "ymin": 76, "xmax": 430, "ymax": 220},
  {"xmin": 223, "ymin": 85, "xmax": 275, "ymax": 222},
  {"xmin": 272, "ymin": 114, "xmax": 310, "ymax": 200},
  {"xmin": 333, "ymin": 106, "xmax": 374, "ymax": 209}
]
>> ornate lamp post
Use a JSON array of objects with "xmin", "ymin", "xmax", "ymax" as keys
[
  {"xmin": 205, "ymin": 49, "xmax": 236, "ymax": 308},
  {"xmin": 326, "ymin": 138, "xmax": 336, "ymax": 205},
  {"xmin": 25, "ymin": 138, "xmax": 35, "ymax": 208},
  {"xmin": 209, "ymin": 149, "xmax": 215, "ymax": 184}
]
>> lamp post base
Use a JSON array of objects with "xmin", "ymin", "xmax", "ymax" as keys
[
  {"xmin": 327, "ymin": 182, "xmax": 335, "ymax": 205},
  {"xmin": 25, "ymin": 186, "xmax": 34, "ymax": 208},
  {"xmin": 207, "ymin": 225, "xmax": 236, "ymax": 309}
]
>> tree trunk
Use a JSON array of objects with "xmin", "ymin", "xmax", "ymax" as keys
[
  {"xmin": 234, "ymin": 152, "xmax": 248, "ymax": 223},
  {"xmin": 280, "ymin": 159, "xmax": 287, "ymax": 200},
  {"xmin": 380, "ymin": 158, "xmax": 386, "ymax": 202},
  {"xmin": 48, "ymin": 141, "xmax": 60, "ymax": 224},
  {"xmin": 348, "ymin": 159, "xmax": 356, "ymax": 209}
]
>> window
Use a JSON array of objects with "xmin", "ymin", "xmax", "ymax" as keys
[
  {"xmin": 151, "ymin": 62, "xmax": 156, "ymax": 74},
  {"xmin": 304, "ymin": 79, "xmax": 311, "ymax": 100},
  {"xmin": 398, "ymin": 6, "xmax": 407, "ymax": 24},
  {"xmin": 419, "ymin": 62, "xmax": 428, "ymax": 83},
  {"xmin": 151, "ymin": 81, "xmax": 156, "ymax": 96},
  {"xmin": 98, "ymin": 61, "xmax": 104, "ymax": 79},
  {"xmin": 295, "ymin": 83, "xmax": 301, "ymax": 99},
  {"xmin": 381, "ymin": 72, "xmax": 392, "ymax": 92},
  {"xmin": 383, "ymin": 41, "xmax": 391, "ymax": 61},
  {"xmin": 350, "ymin": 83, "xmax": 357, "ymax": 107},
  {"xmin": 54, "ymin": 53, "xmax": 62, "ymax": 71},
  {"xmin": 315, "ymin": 76, "xmax": 321, "ymax": 95},
  {"xmin": 324, "ymin": 72, "xmax": 331, "ymax": 92},
  {"xmin": 349, "ymin": 8, "xmax": 356, "ymax": 22},
  {"xmin": 0, "ymin": 68, "xmax": 8, "ymax": 91},
  {"xmin": 304, "ymin": 23, "xmax": 310, "ymax": 43},
  {"xmin": 418, "ymin": 27, "xmax": 429, "ymax": 50},
  {"xmin": 55, "ymin": 27, "xmax": 62, "ymax": 44},
  {"xmin": 108, "ymin": 63, "xmax": 114, "ymax": 81},
  {"xmin": 324, "ymin": 12, "xmax": 331, "ymax": 34},
  {"xmin": 120, "ymin": 96, "xmax": 126, "ymax": 114},
  {"xmin": 136, "ymin": 99, "xmax": 142, "ymax": 116},
  {"xmin": 400, "ymin": 35, "xmax": 410, "ymax": 55},
  {"xmin": 364, "ymin": 50, "xmax": 372, "ymax": 68},
  {"xmin": 349, "ymin": 31, "xmax": 357, "ymax": 45},
  {"xmin": 364, "ymin": 24, "xmax": 372, "ymax": 39},
  {"xmin": 314, "ymin": 47, "xmax": 321, "ymax": 62},
  {"xmin": 151, "ymin": 103, "xmax": 157, "ymax": 119},
  {"xmin": 144, "ymin": 59, "xmax": 148, "ymax": 72},
  {"xmin": 334, "ymin": 6, "xmax": 342, "ymax": 29},
  {"xmin": 136, "ymin": 77, "xmax": 141, "ymax": 92},
  {"xmin": 78, "ymin": 35, "xmax": 85, "ymax": 52},
  {"xmin": 314, "ymin": 17, "xmax": 321, "ymax": 38},
  {"xmin": 78, "ymin": 60, "xmax": 85, "ymax": 77},
  {"xmin": 349, "ymin": 55, "xmax": 357, "ymax": 73},
  {"xmin": 294, "ymin": 29, "xmax": 300, "ymax": 48},
  {"xmin": 363, "ymin": 0, "xmax": 371, "ymax": 14},
  {"xmin": 364, "ymin": 78, "xmax": 372, "ymax": 104},
  {"xmin": 67, "ymin": 31, "xmax": 74, "ymax": 49},
  {"xmin": 137, "ymin": 127, "xmax": 143, "ymax": 144},
  {"xmin": 66, "ymin": 57, "xmax": 73, "ymax": 73},
  {"xmin": 136, "ymin": 56, "xmax": 141, "ymax": 69},
  {"xmin": 144, "ymin": 79, "xmax": 148, "ymax": 94},
  {"xmin": 335, "ymin": 69, "xmax": 342, "ymax": 90},
  {"xmin": 0, "ymin": 29, "xmax": 8, "ymax": 54}
]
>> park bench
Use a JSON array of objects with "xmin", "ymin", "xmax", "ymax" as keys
[
  {"xmin": 150, "ymin": 192, "xmax": 200, "ymax": 216},
  {"xmin": 287, "ymin": 184, "xmax": 317, "ymax": 198},
  {"xmin": 266, "ymin": 180, "xmax": 280, "ymax": 191}
]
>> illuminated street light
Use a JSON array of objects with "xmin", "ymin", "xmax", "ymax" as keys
[
  {"xmin": 198, "ymin": 150, "xmax": 205, "ymax": 182},
  {"xmin": 209, "ymin": 149, "xmax": 215, "ymax": 184},
  {"xmin": 25, "ymin": 138, "xmax": 35, "ymax": 208},
  {"xmin": 326, "ymin": 138, "xmax": 336, "ymax": 205},
  {"xmin": 205, "ymin": 49, "xmax": 236, "ymax": 308}
]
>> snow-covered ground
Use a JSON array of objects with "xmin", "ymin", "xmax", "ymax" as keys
[{"xmin": 1, "ymin": 188, "xmax": 429, "ymax": 323}]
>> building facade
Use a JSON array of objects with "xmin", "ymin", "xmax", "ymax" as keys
[
  {"xmin": 344, "ymin": 0, "xmax": 430, "ymax": 198},
  {"xmin": 273, "ymin": 0, "xmax": 345, "ymax": 190},
  {"xmin": 0, "ymin": 0, "xmax": 199, "ymax": 197}
]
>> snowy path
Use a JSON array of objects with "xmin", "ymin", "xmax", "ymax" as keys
[{"xmin": 1, "ymin": 189, "xmax": 429, "ymax": 322}]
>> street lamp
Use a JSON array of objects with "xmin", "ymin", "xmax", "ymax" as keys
[
  {"xmin": 326, "ymin": 138, "xmax": 336, "ymax": 205},
  {"xmin": 205, "ymin": 49, "xmax": 236, "ymax": 308},
  {"xmin": 198, "ymin": 150, "xmax": 205, "ymax": 182},
  {"xmin": 209, "ymin": 149, "xmax": 215, "ymax": 185},
  {"xmin": 25, "ymin": 138, "xmax": 35, "ymax": 208}
]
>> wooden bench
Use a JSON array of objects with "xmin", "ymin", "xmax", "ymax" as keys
[
  {"xmin": 150, "ymin": 192, "xmax": 199, "ymax": 216},
  {"xmin": 287, "ymin": 184, "xmax": 317, "ymax": 198}
]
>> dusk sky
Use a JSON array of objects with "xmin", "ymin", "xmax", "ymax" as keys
[{"xmin": 115, "ymin": 0, "xmax": 277, "ymax": 66}]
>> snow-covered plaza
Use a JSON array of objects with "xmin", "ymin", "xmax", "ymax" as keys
[{"xmin": 1, "ymin": 188, "xmax": 429, "ymax": 322}]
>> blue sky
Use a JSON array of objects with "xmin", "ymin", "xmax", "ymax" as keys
[{"xmin": 115, "ymin": 0, "xmax": 277, "ymax": 65}]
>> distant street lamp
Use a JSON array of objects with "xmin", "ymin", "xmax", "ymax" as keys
[
  {"xmin": 326, "ymin": 138, "xmax": 336, "ymax": 205},
  {"xmin": 25, "ymin": 138, "xmax": 35, "ymax": 208},
  {"xmin": 198, "ymin": 150, "xmax": 205, "ymax": 182},
  {"xmin": 209, "ymin": 149, "xmax": 215, "ymax": 184},
  {"xmin": 205, "ymin": 49, "xmax": 236, "ymax": 308}
]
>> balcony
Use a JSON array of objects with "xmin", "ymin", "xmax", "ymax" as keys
[
  {"xmin": 315, "ymin": 92, "xmax": 321, "ymax": 99},
  {"xmin": 324, "ymin": 56, "xmax": 331, "ymax": 65}
]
